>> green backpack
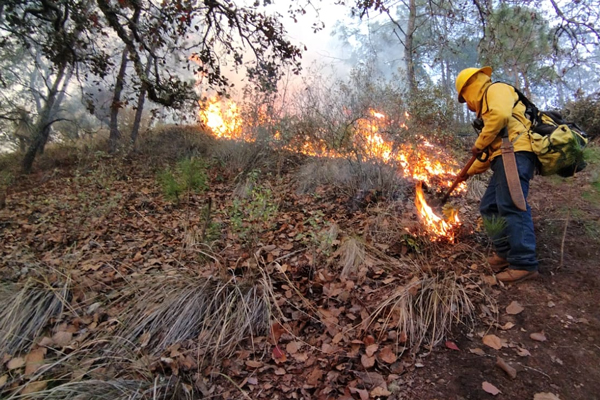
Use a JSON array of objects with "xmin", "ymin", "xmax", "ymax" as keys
[{"xmin": 510, "ymin": 86, "xmax": 589, "ymax": 177}]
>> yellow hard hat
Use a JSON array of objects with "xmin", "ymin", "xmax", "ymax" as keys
[{"xmin": 455, "ymin": 66, "xmax": 492, "ymax": 103}]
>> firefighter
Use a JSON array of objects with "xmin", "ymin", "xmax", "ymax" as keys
[{"xmin": 455, "ymin": 66, "xmax": 539, "ymax": 283}]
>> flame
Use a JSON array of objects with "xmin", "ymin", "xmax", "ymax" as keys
[
  {"xmin": 199, "ymin": 102, "xmax": 464, "ymax": 240},
  {"xmin": 415, "ymin": 182, "xmax": 460, "ymax": 241},
  {"xmin": 200, "ymin": 98, "xmax": 245, "ymax": 140}
]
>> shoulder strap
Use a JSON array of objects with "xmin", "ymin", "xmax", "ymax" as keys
[{"xmin": 481, "ymin": 81, "xmax": 541, "ymax": 127}]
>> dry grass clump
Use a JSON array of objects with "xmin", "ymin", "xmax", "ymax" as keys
[
  {"xmin": 370, "ymin": 271, "xmax": 485, "ymax": 350},
  {"xmin": 12, "ymin": 377, "xmax": 189, "ymax": 400},
  {"xmin": 0, "ymin": 278, "xmax": 70, "ymax": 354},
  {"xmin": 210, "ymin": 138, "xmax": 279, "ymax": 178},
  {"xmin": 137, "ymin": 125, "xmax": 216, "ymax": 161},
  {"xmin": 466, "ymin": 172, "xmax": 490, "ymax": 202},
  {"xmin": 117, "ymin": 276, "xmax": 269, "ymax": 363},
  {"xmin": 295, "ymin": 157, "xmax": 410, "ymax": 200},
  {"xmin": 338, "ymin": 237, "xmax": 366, "ymax": 279}
]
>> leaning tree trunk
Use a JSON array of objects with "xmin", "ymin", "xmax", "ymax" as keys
[
  {"xmin": 22, "ymin": 62, "xmax": 67, "ymax": 174},
  {"xmin": 38, "ymin": 65, "xmax": 73, "ymax": 155},
  {"xmin": 108, "ymin": 46, "xmax": 129, "ymax": 154},
  {"xmin": 130, "ymin": 54, "xmax": 153, "ymax": 149}
]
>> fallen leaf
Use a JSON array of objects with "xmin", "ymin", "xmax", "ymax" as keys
[
  {"xmin": 363, "ymin": 335, "xmax": 375, "ymax": 346},
  {"xmin": 349, "ymin": 387, "xmax": 369, "ymax": 400},
  {"xmin": 530, "ymin": 332, "xmax": 547, "ymax": 342},
  {"xmin": 482, "ymin": 334, "xmax": 506, "ymax": 350},
  {"xmin": 516, "ymin": 347, "xmax": 531, "ymax": 357},
  {"xmin": 506, "ymin": 301, "xmax": 524, "ymax": 315},
  {"xmin": 365, "ymin": 343, "xmax": 378, "ymax": 357},
  {"xmin": 445, "ymin": 340, "xmax": 460, "ymax": 351},
  {"xmin": 378, "ymin": 346, "xmax": 397, "ymax": 364},
  {"xmin": 354, "ymin": 371, "xmax": 386, "ymax": 388},
  {"xmin": 25, "ymin": 348, "xmax": 45, "ymax": 375},
  {"xmin": 38, "ymin": 337, "xmax": 53, "ymax": 347},
  {"xmin": 534, "ymin": 393, "xmax": 561, "ymax": 400},
  {"xmin": 21, "ymin": 381, "xmax": 47, "ymax": 395},
  {"xmin": 361, "ymin": 354, "xmax": 375, "ymax": 368},
  {"xmin": 371, "ymin": 387, "xmax": 392, "ymax": 397},
  {"xmin": 332, "ymin": 332, "xmax": 344, "ymax": 344},
  {"xmin": 469, "ymin": 348, "xmax": 486, "ymax": 356},
  {"xmin": 245, "ymin": 360, "xmax": 263, "ymax": 368},
  {"xmin": 7, "ymin": 357, "xmax": 25, "ymax": 370},
  {"xmin": 272, "ymin": 345, "xmax": 287, "ymax": 363},
  {"xmin": 321, "ymin": 343, "xmax": 335, "ymax": 354},
  {"xmin": 52, "ymin": 331, "xmax": 72, "ymax": 347},
  {"xmin": 286, "ymin": 341, "xmax": 301, "ymax": 354},
  {"xmin": 247, "ymin": 377, "xmax": 258, "ymax": 385},
  {"xmin": 500, "ymin": 322, "xmax": 515, "ymax": 330},
  {"xmin": 0, "ymin": 375, "xmax": 7, "ymax": 387},
  {"xmin": 271, "ymin": 322, "xmax": 285, "ymax": 344},
  {"xmin": 306, "ymin": 368, "xmax": 323, "ymax": 386},
  {"xmin": 483, "ymin": 275, "xmax": 498, "ymax": 286},
  {"xmin": 482, "ymin": 381, "xmax": 501, "ymax": 396}
]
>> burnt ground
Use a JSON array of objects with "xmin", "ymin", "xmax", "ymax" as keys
[{"xmin": 409, "ymin": 171, "xmax": 600, "ymax": 400}]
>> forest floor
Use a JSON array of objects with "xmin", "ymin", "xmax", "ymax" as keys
[{"xmin": 1, "ymin": 128, "xmax": 599, "ymax": 400}]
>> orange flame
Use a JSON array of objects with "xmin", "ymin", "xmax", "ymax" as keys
[
  {"xmin": 200, "ymin": 98, "xmax": 246, "ymax": 140},
  {"xmin": 414, "ymin": 182, "xmax": 460, "ymax": 241}
]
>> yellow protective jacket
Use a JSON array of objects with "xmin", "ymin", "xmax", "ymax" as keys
[{"xmin": 462, "ymin": 73, "xmax": 534, "ymax": 175}]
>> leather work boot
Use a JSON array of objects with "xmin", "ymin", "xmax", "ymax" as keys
[
  {"xmin": 487, "ymin": 253, "xmax": 509, "ymax": 273},
  {"xmin": 496, "ymin": 269, "xmax": 539, "ymax": 283}
]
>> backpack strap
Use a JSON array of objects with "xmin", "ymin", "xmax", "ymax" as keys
[{"xmin": 480, "ymin": 81, "xmax": 541, "ymax": 140}]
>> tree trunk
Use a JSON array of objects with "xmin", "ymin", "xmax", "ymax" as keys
[
  {"xmin": 130, "ymin": 54, "xmax": 153, "ymax": 149},
  {"xmin": 108, "ymin": 46, "xmax": 129, "ymax": 154},
  {"xmin": 405, "ymin": 0, "xmax": 417, "ymax": 96},
  {"xmin": 38, "ymin": 65, "xmax": 73, "ymax": 155},
  {"xmin": 22, "ymin": 62, "xmax": 67, "ymax": 174}
]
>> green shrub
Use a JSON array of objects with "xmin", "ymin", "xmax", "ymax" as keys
[
  {"xmin": 229, "ymin": 171, "xmax": 278, "ymax": 247},
  {"xmin": 158, "ymin": 157, "xmax": 208, "ymax": 202},
  {"xmin": 564, "ymin": 92, "xmax": 600, "ymax": 139},
  {"xmin": 407, "ymin": 83, "xmax": 460, "ymax": 144}
]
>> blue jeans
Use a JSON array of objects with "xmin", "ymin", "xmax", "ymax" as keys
[{"xmin": 480, "ymin": 152, "xmax": 539, "ymax": 271}]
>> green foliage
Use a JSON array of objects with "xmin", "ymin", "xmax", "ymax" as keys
[
  {"xmin": 229, "ymin": 171, "xmax": 278, "ymax": 247},
  {"xmin": 564, "ymin": 93, "xmax": 600, "ymax": 139},
  {"xmin": 293, "ymin": 210, "xmax": 338, "ymax": 255},
  {"xmin": 0, "ymin": 170, "xmax": 15, "ymax": 191},
  {"xmin": 407, "ymin": 83, "xmax": 459, "ymax": 143},
  {"xmin": 400, "ymin": 233, "xmax": 422, "ymax": 254},
  {"xmin": 481, "ymin": 4, "xmax": 554, "ymax": 87},
  {"xmin": 158, "ymin": 158, "xmax": 208, "ymax": 202},
  {"xmin": 482, "ymin": 215, "xmax": 507, "ymax": 238}
]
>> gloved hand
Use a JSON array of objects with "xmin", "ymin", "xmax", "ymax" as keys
[
  {"xmin": 471, "ymin": 145, "xmax": 482, "ymax": 156},
  {"xmin": 456, "ymin": 172, "xmax": 469, "ymax": 184}
]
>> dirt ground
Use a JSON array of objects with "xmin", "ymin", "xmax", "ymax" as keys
[{"xmin": 407, "ymin": 172, "xmax": 600, "ymax": 400}]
